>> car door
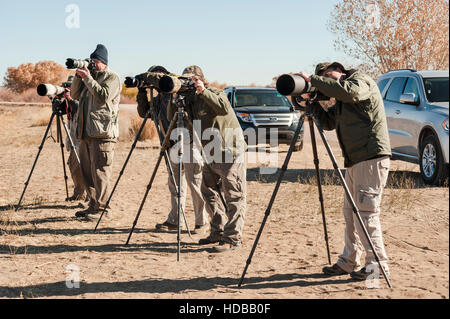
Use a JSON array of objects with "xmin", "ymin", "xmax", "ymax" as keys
[
  {"xmin": 393, "ymin": 77, "xmax": 423, "ymax": 156},
  {"xmin": 384, "ymin": 76, "xmax": 408, "ymax": 152}
]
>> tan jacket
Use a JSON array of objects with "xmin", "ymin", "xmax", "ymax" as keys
[{"xmin": 70, "ymin": 67, "xmax": 121, "ymax": 141}]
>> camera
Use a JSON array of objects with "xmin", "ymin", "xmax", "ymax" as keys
[
  {"xmin": 159, "ymin": 75, "xmax": 195, "ymax": 95},
  {"xmin": 124, "ymin": 76, "xmax": 147, "ymax": 89},
  {"xmin": 65, "ymin": 58, "xmax": 96, "ymax": 72},
  {"xmin": 37, "ymin": 76, "xmax": 74, "ymax": 115}
]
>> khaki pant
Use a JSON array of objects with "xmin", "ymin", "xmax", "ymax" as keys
[
  {"xmin": 337, "ymin": 156, "xmax": 390, "ymax": 275},
  {"xmin": 166, "ymin": 158, "xmax": 208, "ymax": 226},
  {"xmin": 79, "ymin": 139, "xmax": 115, "ymax": 211},
  {"xmin": 201, "ymin": 161, "xmax": 246, "ymax": 245},
  {"xmin": 67, "ymin": 148, "xmax": 85, "ymax": 197}
]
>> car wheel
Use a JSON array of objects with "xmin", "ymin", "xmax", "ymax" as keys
[{"xmin": 419, "ymin": 134, "xmax": 447, "ymax": 185}]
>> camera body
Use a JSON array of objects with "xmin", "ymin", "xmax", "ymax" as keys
[
  {"xmin": 159, "ymin": 75, "xmax": 195, "ymax": 95},
  {"xmin": 65, "ymin": 58, "xmax": 96, "ymax": 72}
]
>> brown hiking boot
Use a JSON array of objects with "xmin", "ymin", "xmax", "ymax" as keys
[
  {"xmin": 75, "ymin": 207, "xmax": 100, "ymax": 219},
  {"xmin": 155, "ymin": 221, "xmax": 178, "ymax": 231},
  {"xmin": 322, "ymin": 263, "xmax": 349, "ymax": 276},
  {"xmin": 198, "ymin": 234, "xmax": 222, "ymax": 245}
]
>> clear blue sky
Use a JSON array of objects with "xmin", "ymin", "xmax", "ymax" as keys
[{"xmin": 0, "ymin": 0, "xmax": 356, "ymax": 86}]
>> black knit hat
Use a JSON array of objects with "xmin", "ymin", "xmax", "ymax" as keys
[{"xmin": 90, "ymin": 44, "xmax": 108, "ymax": 65}]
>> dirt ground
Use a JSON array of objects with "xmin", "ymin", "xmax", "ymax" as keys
[{"xmin": 0, "ymin": 105, "xmax": 448, "ymax": 299}]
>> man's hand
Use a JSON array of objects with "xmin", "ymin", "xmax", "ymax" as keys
[
  {"xmin": 296, "ymin": 71, "xmax": 312, "ymax": 82},
  {"xmin": 192, "ymin": 76, "xmax": 205, "ymax": 94},
  {"xmin": 63, "ymin": 88, "xmax": 72, "ymax": 101},
  {"xmin": 76, "ymin": 66, "xmax": 90, "ymax": 79}
]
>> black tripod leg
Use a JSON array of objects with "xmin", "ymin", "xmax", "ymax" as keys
[
  {"xmin": 16, "ymin": 112, "xmax": 57, "ymax": 211},
  {"xmin": 308, "ymin": 117, "xmax": 331, "ymax": 265},
  {"xmin": 238, "ymin": 114, "xmax": 306, "ymax": 287},
  {"xmin": 311, "ymin": 116, "xmax": 392, "ymax": 288},
  {"xmin": 56, "ymin": 115, "xmax": 70, "ymax": 201},
  {"xmin": 94, "ymin": 112, "xmax": 151, "ymax": 232}
]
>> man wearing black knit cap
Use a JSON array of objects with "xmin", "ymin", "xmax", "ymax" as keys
[{"xmin": 70, "ymin": 44, "xmax": 121, "ymax": 220}]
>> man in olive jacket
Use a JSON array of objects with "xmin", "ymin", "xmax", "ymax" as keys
[
  {"xmin": 298, "ymin": 62, "xmax": 391, "ymax": 281},
  {"xmin": 168, "ymin": 65, "xmax": 247, "ymax": 253},
  {"xmin": 70, "ymin": 44, "xmax": 121, "ymax": 219}
]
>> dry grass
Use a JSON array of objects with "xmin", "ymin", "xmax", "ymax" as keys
[{"xmin": 128, "ymin": 115, "xmax": 158, "ymax": 141}]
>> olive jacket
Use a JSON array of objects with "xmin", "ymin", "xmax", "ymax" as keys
[
  {"xmin": 311, "ymin": 70, "xmax": 391, "ymax": 167},
  {"xmin": 70, "ymin": 67, "xmax": 121, "ymax": 141}
]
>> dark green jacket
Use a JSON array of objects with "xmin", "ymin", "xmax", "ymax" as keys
[
  {"xmin": 311, "ymin": 70, "xmax": 391, "ymax": 168},
  {"xmin": 168, "ymin": 87, "xmax": 246, "ymax": 160}
]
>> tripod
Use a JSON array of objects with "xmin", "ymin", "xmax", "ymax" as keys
[
  {"xmin": 238, "ymin": 100, "xmax": 392, "ymax": 288},
  {"xmin": 94, "ymin": 88, "xmax": 192, "ymax": 236},
  {"xmin": 125, "ymin": 94, "xmax": 228, "ymax": 261},
  {"xmin": 15, "ymin": 97, "xmax": 81, "ymax": 212}
]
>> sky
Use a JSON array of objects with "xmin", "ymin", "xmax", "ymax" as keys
[{"xmin": 0, "ymin": 0, "xmax": 357, "ymax": 86}]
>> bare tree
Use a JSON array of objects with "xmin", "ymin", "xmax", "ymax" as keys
[{"xmin": 328, "ymin": 0, "xmax": 449, "ymax": 77}]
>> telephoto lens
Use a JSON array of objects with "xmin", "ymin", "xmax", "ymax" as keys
[
  {"xmin": 159, "ymin": 76, "xmax": 195, "ymax": 95},
  {"xmin": 276, "ymin": 74, "xmax": 316, "ymax": 96},
  {"xmin": 37, "ymin": 84, "xmax": 65, "ymax": 97}
]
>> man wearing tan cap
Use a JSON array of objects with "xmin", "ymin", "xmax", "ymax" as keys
[{"xmin": 297, "ymin": 62, "xmax": 391, "ymax": 281}]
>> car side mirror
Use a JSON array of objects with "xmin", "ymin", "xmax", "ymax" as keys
[{"xmin": 400, "ymin": 93, "xmax": 419, "ymax": 105}]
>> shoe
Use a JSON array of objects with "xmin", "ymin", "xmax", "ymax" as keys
[
  {"xmin": 67, "ymin": 194, "xmax": 85, "ymax": 202},
  {"xmin": 198, "ymin": 235, "xmax": 222, "ymax": 245},
  {"xmin": 191, "ymin": 224, "xmax": 208, "ymax": 235},
  {"xmin": 211, "ymin": 241, "xmax": 241, "ymax": 253},
  {"xmin": 350, "ymin": 266, "xmax": 386, "ymax": 281},
  {"xmin": 322, "ymin": 263, "xmax": 349, "ymax": 276},
  {"xmin": 75, "ymin": 207, "xmax": 100, "ymax": 219},
  {"xmin": 155, "ymin": 221, "xmax": 178, "ymax": 231}
]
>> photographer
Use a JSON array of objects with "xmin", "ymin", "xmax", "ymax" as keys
[
  {"xmin": 297, "ymin": 62, "xmax": 392, "ymax": 280},
  {"xmin": 136, "ymin": 66, "xmax": 208, "ymax": 234},
  {"xmin": 70, "ymin": 44, "xmax": 121, "ymax": 219},
  {"xmin": 169, "ymin": 65, "xmax": 247, "ymax": 253}
]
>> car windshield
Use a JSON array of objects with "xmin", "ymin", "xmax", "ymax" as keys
[
  {"xmin": 234, "ymin": 90, "xmax": 291, "ymax": 107},
  {"xmin": 422, "ymin": 77, "xmax": 449, "ymax": 103}
]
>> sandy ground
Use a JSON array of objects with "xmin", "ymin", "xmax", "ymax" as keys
[{"xmin": 0, "ymin": 105, "xmax": 448, "ymax": 299}]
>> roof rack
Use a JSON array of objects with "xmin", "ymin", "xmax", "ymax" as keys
[{"xmin": 386, "ymin": 69, "xmax": 417, "ymax": 73}]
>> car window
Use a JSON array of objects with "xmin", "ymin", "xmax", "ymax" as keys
[
  {"xmin": 403, "ymin": 77, "xmax": 420, "ymax": 99},
  {"xmin": 377, "ymin": 78, "xmax": 390, "ymax": 95},
  {"xmin": 227, "ymin": 92, "xmax": 233, "ymax": 104},
  {"xmin": 385, "ymin": 77, "xmax": 407, "ymax": 102},
  {"xmin": 423, "ymin": 77, "xmax": 449, "ymax": 103},
  {"xmin": 234, "ymin": 90, "xmax": 291, "ymax": 107}
]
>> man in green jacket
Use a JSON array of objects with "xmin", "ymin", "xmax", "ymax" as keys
[
  {"xmin": 70, "ymin": 44, "xmax": 121, "ymax": 219},
  {"xmin": 298, "ymin": 62, "xmax": 391, "ymax": 281},
  {"xmin": 169, "ymin": 65, "xmax": 247, "ymax": 253}
]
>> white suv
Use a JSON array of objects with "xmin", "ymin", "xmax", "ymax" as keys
[{"xmin": 377, "ymin": 69, "xmax": 449, "ymax": 185}]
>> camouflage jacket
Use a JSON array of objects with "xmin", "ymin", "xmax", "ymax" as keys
[
  {"xmin": 70, "ymin": 67, "xmax": 121, "ymax": 141},
  {"xmin": 311, "ymin": 70, "xmax": 391, "ymax": 168}
]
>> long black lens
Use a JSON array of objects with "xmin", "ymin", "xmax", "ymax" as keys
[
  {"xmin": 276, "ymin": 74, "xmax": 315, "ymax": 96},
  {"xmin": 159, "ymin": 76, "xmax": 177, "ymax": 93}
]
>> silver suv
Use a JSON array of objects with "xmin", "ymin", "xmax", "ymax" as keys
[{"xmin": 377, "ymin": 69, "xmax": 449, "ymax": 185}]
